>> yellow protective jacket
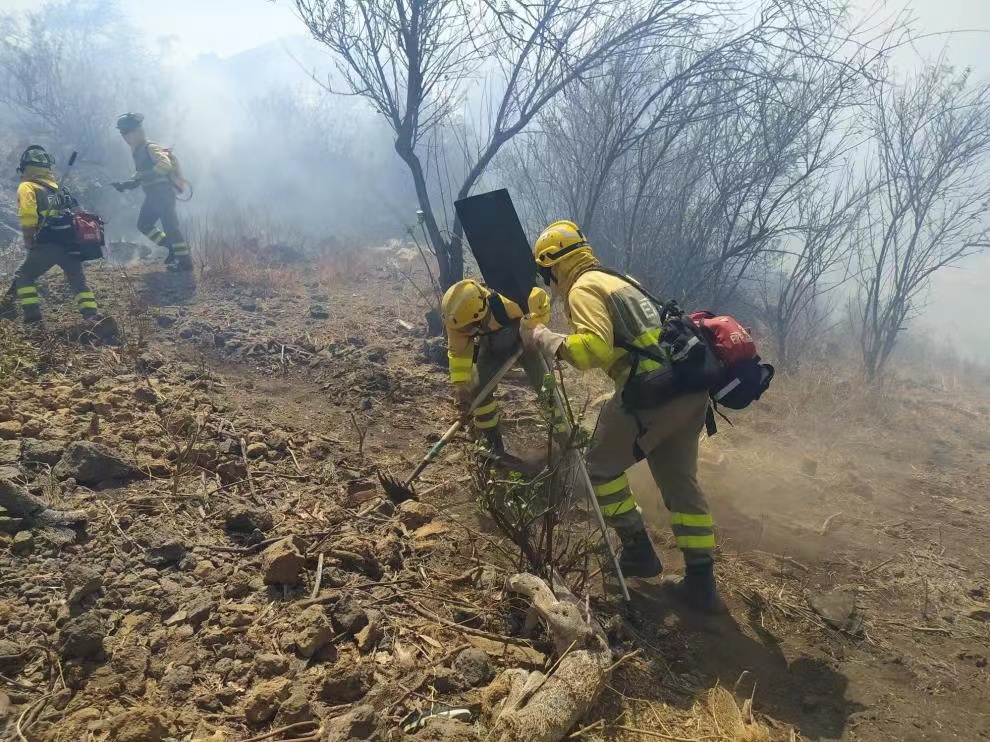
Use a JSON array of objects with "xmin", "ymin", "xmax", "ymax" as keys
[
  {"xmin": 448, "ymin": 286, "xmax": 551, "ymax": 383},
  {"xmin": 131, "ymin": 141, "xmax": 173, "ymax": 186},
  {"xmin": 17, "ymin": 168, "xmax": 61, "ymax": 229},
  {"xmin": 556, "ymin": 253, "xmax": 666, "ymax": 387}
]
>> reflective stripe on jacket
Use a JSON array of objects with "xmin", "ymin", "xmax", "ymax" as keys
[
  {"xmin": 17, "ymin": 173, "xmax": 59, "ymax": 229},
  {"xmin": 558, "ymin": 262, "xmax": 667, "ymax": 387},
  {"xmin": 17, "ymin": 171, "xmax": 77, "ymax": 242}
]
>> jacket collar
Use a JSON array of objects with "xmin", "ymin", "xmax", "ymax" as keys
[{"xmin": 554, "ymin": 252, "xmax": 601, "ymax": 298}]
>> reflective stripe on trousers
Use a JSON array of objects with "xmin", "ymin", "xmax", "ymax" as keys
[
  {"xmin": 144, "ymin": 227, "xmax": 168, "ymax": 245},
  {"xmin": 670, "ymin": 511, "xmax": 715, "ymax": 552},
  {"xmin": 16, "ymin": 285, "xmax": 40, "ymax": 306},
  {"xmin": 592, "ymin": 472, "xmax": 642, "ymax": 534},
  {"xmin": 472, "ymin": 399, "xmax": 501, "ymax": 430},
  {"xmin": 75, "ymin": 290, "xmax": 98, "ymax": 317}
]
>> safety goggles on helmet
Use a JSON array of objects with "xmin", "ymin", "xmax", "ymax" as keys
[
  {"xmin": 17, "ymin": 145, "xmax": 54, "ymax": 173},
  {"xmin": 534, "ymin": 220, "xmax": 592, "ymax": 267}
]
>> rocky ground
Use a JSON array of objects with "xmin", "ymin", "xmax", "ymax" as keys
[{"xmin": 0, "ymin": 251, "xmax": 988, "ymax": 741}]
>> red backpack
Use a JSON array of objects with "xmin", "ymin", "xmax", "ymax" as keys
[
  {"xmin": 71, "ymin": 212, "xmax": 105, "ymax": 261},
  {"xmin": 690, "ymin": 312, "xmax": 756, "ymax": 364},
  {"xmin": 690, "ymin": 311, "xmax": 773, "ymax": 411}
]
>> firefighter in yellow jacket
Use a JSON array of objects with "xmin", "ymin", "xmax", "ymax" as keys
[
  {"xmin": 5, "ymin": 146, "xmax": 102, "ymax": 325},
  {"xmin": 112, "ymin": 113, "xmax": 192, "ymax": 271},
  {"xmin": 520, "ymin": 220, "xmax": 721, "ymax": 611},
  {"xmin": 442, "ymin": 279, "xmax": 550, "ymax": 455}
]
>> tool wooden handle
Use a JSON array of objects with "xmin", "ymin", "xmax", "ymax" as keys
[
  {"xmin": 403, "ymin": 348, "xmax": 524, "ymax": 488},
  {"xmin": 467, "ymin": 348, "xmax": 523, "ymax": 414}
]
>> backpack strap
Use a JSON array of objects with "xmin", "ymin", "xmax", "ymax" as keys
[
  {"xmin": 26, "ymin": 179, "xmax": 77, "ymax": 233},
  {"xmin": 706, "ymin": 405, "xmax": 717, "ymax": 436},
  {"xmin": 487, "ymin": 293, "xmax": 512, "ymax": 328},
  {"xmin": 585, "ymin": 266, "xmax": 678, "ymax": 367},
  {"xmin": 582, "ymin": 265, "xmax": 682, "ymax": 319}
]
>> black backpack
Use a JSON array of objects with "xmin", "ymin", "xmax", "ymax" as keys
[{"xmin": 588, "ymin": 267, "xmax": 774, "ymax": 432}]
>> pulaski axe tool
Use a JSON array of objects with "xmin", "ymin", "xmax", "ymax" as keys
[{"xmin": 454, "ymin": 189, "xmax": 630, "ymax": 601}]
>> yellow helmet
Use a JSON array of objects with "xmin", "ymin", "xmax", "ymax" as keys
[
  {"xmin": 441, "ymin": 279, "xmax": 490, "ymax": 330},
  {"xmin": 534, "ymin": 220, "xmax": 593, "ymax": 267}
]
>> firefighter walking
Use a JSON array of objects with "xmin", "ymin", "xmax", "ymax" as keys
[
  {"xmin": 441, "ymin": 279, "xmax": 552, "ymax": 455},
  {"xmin": 4, "ymin": 146, "xmax": 103, "ymax": 326},
  {"xmin": 112, "ymin": 112, "xmax": 192, "ymax": 271},
  {"xmin": 520, "ymin": 220, "xmax": 721, "ymax": 612}
]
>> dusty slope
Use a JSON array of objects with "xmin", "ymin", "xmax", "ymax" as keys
[{"xmin": 0, "ymin": 254, "xmax": 988, "ymax": 741}]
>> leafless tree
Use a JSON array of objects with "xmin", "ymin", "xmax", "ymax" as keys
[
  {"xmin": 502, "ymin": 0, "xmax": 898, "ymax": 312},
  {"xmin": 292, "ymin": 0, "xmax": 720, "ymax": 288},
  {"xmin": 856, "ymin": 62, "xmax": 990, "ymax": 381},
  {"xmin": 0, "ymin": 0, "xmax": 156, "ymax": 173},
  {"xmin": 756, "ymin": 176, "xmax": 865, "ymax": 372}
]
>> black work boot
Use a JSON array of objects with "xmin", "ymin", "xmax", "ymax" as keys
[
  {"xmin": 667, "ymin": 558, "xmax": 726, "ymax": 614},
  {"xmin": 166, "ymin": 252, "xmax": 194, "ymax": 272},
  {"xmin": 482, "ymin": 427, "xmax": 506, "ymax": 457},
  {"xmin": 618, "ymin": 529, "xmax": 663, "ymax": 579}
]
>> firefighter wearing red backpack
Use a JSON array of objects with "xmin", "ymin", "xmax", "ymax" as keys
[
  {"xmin": 3, "ymin": 146, "xmax": 106, "ymax": 328},
  {"xmin": 521, "ymin": 221, "xmax": 771, "ymax": 612},
  {"xmin": 112, "ymin": 112, "xmax": 192, "ymax": 272}
]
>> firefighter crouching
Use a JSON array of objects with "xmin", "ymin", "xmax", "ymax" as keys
[
  {"xmin": 112, "ymin": 112, "xmax": 192, "ymax": 272},
  {"xmin": 5, "ymin": 146, "xmax": 104, "ymax": 327},
  {"xmin": 520, "ymin": 220, "xmax": 722, "ymax": 612},
  {"xmin": 441, "ymin": 279, "xmax": 552, "ymax": 456}
]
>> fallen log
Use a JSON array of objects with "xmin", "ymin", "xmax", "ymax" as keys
[{"xmin": 482, "ymin": 573, "xmax": 611, "ymax": 742}]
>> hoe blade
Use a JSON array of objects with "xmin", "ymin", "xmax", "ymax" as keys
[{"xmin": 378, "ymin": 470, "xmax": 417, "ymax": 504}]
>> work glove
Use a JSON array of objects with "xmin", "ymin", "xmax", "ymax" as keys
[
  {"xmin": 111, "ymin": 180, "xmax": 138, "ymax": 192},
  {"xmin": 520, "ymin": 321, "xmax": 567, "ymax": 364},
  {"xmin": 452, "ymin": 382, "xmax": 475, "ymax": 417}
]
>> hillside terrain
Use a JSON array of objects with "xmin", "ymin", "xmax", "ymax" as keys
[{"xmin": 0, "ymin": 251, "xmax": 988, "ymax": 741}]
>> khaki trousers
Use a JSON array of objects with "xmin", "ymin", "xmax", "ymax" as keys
[{"xmin": 585, "ymin": 390, "xmax": 714, "ymax": 564}]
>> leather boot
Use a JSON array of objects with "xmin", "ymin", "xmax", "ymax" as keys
[
  {"xmin": 482, "ymin": 427, "xmax": 506, "ymax": 457},
  {"xmin": 666, "ymin": 558, "xmax": 726, "ymax": 614},
  {"xmin": 618, "ymin": 528, "xmax": 662, "ymax": 578}
]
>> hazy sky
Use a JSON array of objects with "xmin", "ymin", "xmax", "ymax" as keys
[
  {"xmin": 0, "ymin": 0, "xmax": 304, "ymax": 59},
  {"xmin": 1, "ymin": 0, "xmax": 988, "ymax": 66}
]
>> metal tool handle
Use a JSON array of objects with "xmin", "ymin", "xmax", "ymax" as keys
[
  {"xmin": 404, "ymin": 348, "xmax": 524, "ymax": 487},
  {"xmin": 57, "ymin": 151, "xmax": 78, "ymax": 187},
  {"xmin": 539, "ymin": 356, "xmax": 630, "ymax": 602}
]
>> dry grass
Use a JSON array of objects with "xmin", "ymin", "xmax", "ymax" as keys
[{"xmin": 585, "ymin": 659, "xmax": 782, "ymax": 742}]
